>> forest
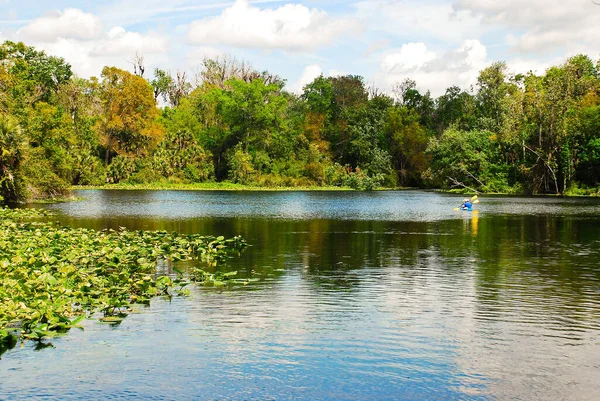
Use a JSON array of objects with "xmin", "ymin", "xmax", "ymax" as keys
[{"xmin": 1, "ymin": 40, "xmax": 599, "ymax": 203}]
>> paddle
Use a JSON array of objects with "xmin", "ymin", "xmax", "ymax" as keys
[{"xmin": 454, "ymin": 196, "xmax": 480, "ymax": 210}]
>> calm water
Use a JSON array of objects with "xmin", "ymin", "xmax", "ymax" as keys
[{"xmin": 1, "ymin": 190, "xmax": 600, "ymax": 400}]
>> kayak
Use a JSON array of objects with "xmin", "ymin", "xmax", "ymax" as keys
[{"xmin": 460, "ymin": 207, "xmax": 473, "ymax": 211}]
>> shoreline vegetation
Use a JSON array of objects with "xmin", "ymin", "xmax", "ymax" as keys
[
  {"xmin": 71, "ymin": 182, "xmax": 358, "ymax": 192},
  {"xmin": 0, "ymin": 207, "xmax": 248, "ymax": 355},
  {"xmin": 1, "ymin": 40, "xmax": 600, "ymax": 204},
  {"xmin": 67, "ymin": 183, "xmax": 600, "ymax": 197}
]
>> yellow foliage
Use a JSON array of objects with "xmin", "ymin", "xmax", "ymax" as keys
[
  {"xmin": 581, "ymin": 91, "xmax": 600, "ymax": 107},
  {"xmin": 96, "ymin": 67, "xmax": 163, "ymax": 159}
]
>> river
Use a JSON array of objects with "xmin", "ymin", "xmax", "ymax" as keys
[{"xmin": 1, "ymin": 190, "xmax": 599, "ymax": 400}]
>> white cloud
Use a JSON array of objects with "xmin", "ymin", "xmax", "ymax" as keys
[
  {"xmin": 327, "ymin": 69, "xmax": 346, "ymax": 78},
  {"xmin": 508, "ymin": 57, "xmax": 554, "ymax": 77},
  {"xmin": 381, "ymin": 43, "xmax": 436, "ymax": 74},
  {"xmin": 288, "ymin": 64, "xmax": 322, "ymax": 94},
  {"xmin": 17, "ymin": 8, "xmax": 103, "ymax": 42},
  {"xmin": 187, "ymin": 0, "xmax": 358, "ymax": 51},
  {"xmin": 453, "ymin": 0, "xmax": 600, "ymax": 54},
  {"xmin": 9, "ymin": 8, "xmax": 169, "ymax": 78},
  {"xmin": 186, "ymin": 46, "xmax": 225, "ymax": 63},
  {"xmin": 376, "ymin": 40, "xmax": 488, "ymax": 96},
  {"xmin": 91, "ymin": 27, "xmax": 167, "ymax": 56},
  {"xmin": 353, "ymin": 0, "xmax": 486, "ymax": 45}
]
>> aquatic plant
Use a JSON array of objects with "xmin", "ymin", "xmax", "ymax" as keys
[{"xmin": 0, "ymin": 207, "xmax": 247, "ymax": 352}]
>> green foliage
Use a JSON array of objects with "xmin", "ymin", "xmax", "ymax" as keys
[
  {"xmin": 106, "ymin": 155, "xmax": 136, "ymax": 183},
  {"xmin": 324, "ymin": 163, "xmax": 383, "ymax": 190},
  {"xmin": 384, "ymin": 106, "xmax": 430, "ymax": 187},
  {"xmin": 425, "ymin": 128, "xmax": 510, "ymax": 192},
  {"xmin": 73, "ymin": 155, "xmax": 106, "ymax": 186},
  {"xmin": 0, "ymin": 115, "xmax": 27, "ymax": 202},
  {"xmin": 21, "ymin": 148, "xmax": 70, "ymax": 199},
  {"xmin": 128, "ymin": 158, "xmax": 163, "ymax": 184},
  {"xmin": 152, "ymin": 128, "xmax": 214, "ymax": 183},
  {"xmin": 0, "ymin": 41, "xmax": 72, "ymax": 105},
  {"xmin": 302, "ymin": 75, "xmax": 334, "ymax": 116},
  {"xmin": 2, "ymin": 40, "xmax": 600, "ymax": 197},
  {"xmin": 0, "ymin": 208, "xmax": 248, "ymax": 345},
  {"xmin": 227, "ymin": 144, "xmax": 254, "ymax": 184}
]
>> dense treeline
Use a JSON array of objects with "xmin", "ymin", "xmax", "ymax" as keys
[{"xmin": 1, "ymin": 40, "xmax": 599, "ymax": 202}]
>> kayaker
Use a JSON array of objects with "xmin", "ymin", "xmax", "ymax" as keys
[{"xmin": 460, "ymin": 198, "xmax": 472, "ymax": 210}]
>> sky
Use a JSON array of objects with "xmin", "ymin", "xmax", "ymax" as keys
[{"xmin": 1, "ymin": 0, "xmax": 599, "ymax": 96}]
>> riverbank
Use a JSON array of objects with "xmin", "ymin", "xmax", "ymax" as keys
[
  {"xmin": 441, "ymin": 189, "xmax": 600, "ymax": 197},
  {"xmin": 72, "ymin": 182, "xmax": 363, "ymax": 191},
  {"xmin": 45, "ymin": 182, "xmax": 600, "ymax": 199}
]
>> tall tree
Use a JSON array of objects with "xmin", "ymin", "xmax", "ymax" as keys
[
  {"xmin": 96, "ymin": 67, "xmax": 163, "ymax": 164},
  {"xmin": 0, "ymin": 115, "xmax": 26, "ymax": 201}
]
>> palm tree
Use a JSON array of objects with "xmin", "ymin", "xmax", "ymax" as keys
[{"xmin": 0, "ymin": 115, "xmax": 26, "ymax": 202}]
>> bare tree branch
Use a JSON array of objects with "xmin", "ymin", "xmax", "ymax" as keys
[
  {"xmin": 465, "ymin": 170, "xmax": 485, "ymax": 188},
  {"xmin": 127, "ymin": 52, "xmax": 145, "ymax": 77},
  {"xmin": 524, "ymin": 145, "xmax": 560, "ymax": 194},
  {"xmin": 195, "ymin": 55, "xmax": 284, "ymax": 89},
  {"xmin": 447, "ymin": 176, "xmax": 480, "ymax": 194}
]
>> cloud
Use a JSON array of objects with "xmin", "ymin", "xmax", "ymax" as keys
[
  {"xmin": 288, "ymin": 64, "xmax": 322, "ymax": 94},
  {"xmin": 327, "ymin": 69, "xmax": 347, "ymax": 78},
  {"xmin": 381, "ymin": 43, "xmax": 437, "ymax": 74},
  {"xmin": 353, "ymin": 0, "xmax": 486, "ymax": 45},
  {"xmin": 453, "ymin": 0, "xmax": 600, "ymax": 54},
  {"xmin": 17, "ymin": 8, "xmax": 103, "ymax": 42},
  {"xmin": 187, "ymin": 0, "xmax": 358, "ymax": 51},
  {"xmin": 186, "ymin": 46, "xmax": 225, "ymax": 63},
  {"xmin": 10, "ymin": 8, "xmax": 169, "ymax": 78},
  {"xmin": 90, "ymin": 27, "xmax": 167, "ymax": 56},
  {"xmin": 376, "ymin": 40, "xmax": 488, "ymax": 96}
]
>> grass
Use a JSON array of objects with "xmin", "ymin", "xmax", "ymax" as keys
[{"xmin": 73, "ymin": 182, "xmax": 361, "ymax": 191}]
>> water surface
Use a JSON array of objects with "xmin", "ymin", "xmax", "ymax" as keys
[{"xmin": 1, "ymin": 190, "xmax": 599, "ymax": 400}]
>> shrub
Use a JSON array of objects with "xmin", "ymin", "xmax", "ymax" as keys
[
  {"xmin": 304, "ymin": 162, "xmax": 325, "ymax": 185},
  {"xmin": 106, "ymin": 155, "xmax": 136, "ymax": 183},
  {"xmin": 22, "ymin": 150, "xmax": 70, "ymax": 199},
  {"xmin": 74, "ymin": 156, "xmax": 106, "ymax": 186},
  {"xmin": 227, "ymin": 145, "xmax": 254, "ymax": 184}
]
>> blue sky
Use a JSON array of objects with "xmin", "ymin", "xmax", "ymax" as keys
[{"xmin": 1, "ymin": 0, "xmax": 599, "ymax": 96}]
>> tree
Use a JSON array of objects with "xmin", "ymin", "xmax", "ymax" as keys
[
  {"xmin": 0, "ymin": 41, "xmax": 72, "ymax": 107},
  {"xmin": 0, "ymin": 115, "xmax": 26, "ymax": 201},
  {"xmin": 514, "ymin": 55, "xmax": 599, "ymax": 193},
  {"xmin": 476, "ymin": 62, "xmax": 514, "ymax": 132},
  {"xmin": 302, "ymin": 75, "xmax": 334, "ymax": 117},
  {"xmin": 392, "ymin": 78, "xmax": 417, "ymax": 105},
  {"xmin": 197, "ymin": 55, "xmax": 284, "ymax": 89},
  {"xmin": 130, "ymin": 52, "xmax": 145, "ymax": 77},
  {"xmin": 217, "ymin": 78, "xmax": 287, "ymax": 153},
  {"xmin": 96, "ymin": 67, "xmax": 163, "ymax": 164},
  {"xmin": 325, "ymin": 75, "xmax": 369, "ymax": 162},
  {"xmin": 302, "ymin": 75, "xmax": 335, "ymax": 155},
  {"xmin": 425, "ymin": 128, "xmax": 508, "ymax": 192},
  {"xmin": 151, "ymin": 69, "xmax": 192, "ymax": 107},
  {"xmin": 434, "ymin": 86, "xmax": 477, "ymax": 134},
  {"xmin": 384, "ymin": 106, "xmax": 430, "ymax": 186},
  {"xmin": 151, "ymin": 68, "xmax": 173, "ymax": 102}
]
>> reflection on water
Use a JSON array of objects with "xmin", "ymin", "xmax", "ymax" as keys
[{"xmin": 2, "ymin": 190, "xmax": 600, "ymax": 400}]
